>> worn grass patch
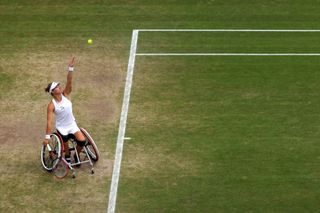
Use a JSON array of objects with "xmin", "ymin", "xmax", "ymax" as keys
[
  {"xmin": 0, "ymin": 49, "xmax": 124, "ymax": 212},
  {"xmin": 122, "ymin": 143, "xmax": 199, "ymax": 177}
]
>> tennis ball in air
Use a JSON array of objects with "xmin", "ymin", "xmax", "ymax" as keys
[{"xmin": 87, "ymin": 39, "xmax": 93, "ymax": 44}]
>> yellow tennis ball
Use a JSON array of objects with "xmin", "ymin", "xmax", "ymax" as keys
[{"xmin": 88, "ymin": 39, "xmax": 93, "ymax": 44}]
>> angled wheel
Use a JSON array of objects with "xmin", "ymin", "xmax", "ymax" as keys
[
  {"xmin": 40, "ymin": 133, "xmax": 62, "ymax": 171},
  {"xmin": 80, "ymin": 127, "xmax": 100, "ymax": 161}
]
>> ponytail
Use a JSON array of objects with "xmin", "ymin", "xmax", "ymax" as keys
[{"xmin": 45, "ymin": 83, "xmax": 52, "ymax": 93}]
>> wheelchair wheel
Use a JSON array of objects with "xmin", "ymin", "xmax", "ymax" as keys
[
  {"xmin": 53, "ymin": 158, "xmax": 69, "ymax": 179},
  {"xmin": 80, "ymin": 127, "xmax": 100, "ymax": 161},
  {"xmin": 41, "ymin": 133, "xmax": 62, "ymax": 171}
]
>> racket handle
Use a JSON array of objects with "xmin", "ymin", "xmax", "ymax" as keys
[{"xmin": 46, "ymin": 144, "xmax": 52, "ymax": 152}]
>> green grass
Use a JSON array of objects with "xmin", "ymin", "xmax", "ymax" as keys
[
  {"xmin": 0, "ymin": 70, "xmax": 14, "ymax": 98},
  {"xmin": 120, "ymin": 41, "xmax": 320, "ymax": 212},
  {"xmin": 138, "ymin": 31, "xmax": 320, "ymax": 53},
  {"xmin": 2, "ymin": 0, "xmax": 320, "ymax": 212}
]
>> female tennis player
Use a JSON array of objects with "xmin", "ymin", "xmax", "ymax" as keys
[{"xmin": 43, "ymin": 57, "xmax": 86, "ymax": 164}]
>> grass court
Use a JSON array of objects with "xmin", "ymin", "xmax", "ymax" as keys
[{"xmin": 1, "ymin": 1, "xmax": 320, "ymax": 212}]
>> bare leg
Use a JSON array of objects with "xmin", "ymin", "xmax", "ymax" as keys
[
  {"xmin": 74, "ymin": 131, "xmax": 86, "ymax": 156},
  {"xmin": 64, "ymin": 142, "xmax": 70, "ymax": 157}
]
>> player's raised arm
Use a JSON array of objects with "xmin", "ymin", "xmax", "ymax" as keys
[{"xmin": 63, "ymin": 57, "xmax": 75, "ymax": 97}]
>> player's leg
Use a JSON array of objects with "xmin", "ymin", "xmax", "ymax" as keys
[
  {"xmin": 73, "ymin": 130, "xmax": 86, "ymax": 165},
  {"xmin": 57, "ymin": 130, "xmax": 71, "ymax": 163},
  {"xmin": 74, "ymin": 130, "xmax": 86, "ymax": 152}
]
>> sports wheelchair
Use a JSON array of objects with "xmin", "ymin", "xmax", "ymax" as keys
[{"xmin": 40, "ymin": 127, "xmax": 100, "ymax": 178}]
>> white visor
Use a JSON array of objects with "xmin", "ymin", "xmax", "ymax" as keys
[{"xmin": 49, "ymin": 82, "xmax": 59, "ymax": 93}]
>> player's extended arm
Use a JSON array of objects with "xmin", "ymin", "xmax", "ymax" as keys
[{"xmin": 63, "ymin": 57, "xmax": 75, "ymax": 96}]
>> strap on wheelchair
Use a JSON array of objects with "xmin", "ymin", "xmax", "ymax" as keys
[{"xmin": 76, "ymin": 140, "xmax": 86, "ymax": 147}]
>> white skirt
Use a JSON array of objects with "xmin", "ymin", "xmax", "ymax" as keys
[{"xmin": 56, "ymin": 122, "xmax": 80, "ymax": 136}]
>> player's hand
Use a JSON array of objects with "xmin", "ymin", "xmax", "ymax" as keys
[
  {"xmin": 68, "ymin": 57, "xmax": 75, "ymax": 72},
  {"xmin": 43, "ymin": 139, "xmax": 49, "ymax": 145},
  {"xmin": 68, "ymin": 56, "xmax": 75, "ymax": 67}
]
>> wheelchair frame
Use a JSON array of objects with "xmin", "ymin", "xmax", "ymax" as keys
[{"xmin": 41, "ymin": 127, "xmax": 100, "ymax": 178}]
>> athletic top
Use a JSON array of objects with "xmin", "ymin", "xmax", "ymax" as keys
[{"xmin": 52, "ymin": 94, "xmax": 76, "ymax": 129}]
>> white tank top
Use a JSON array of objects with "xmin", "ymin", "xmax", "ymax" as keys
[{"xmin": 52, "ymin": 94, "xmax": 76, "ymax": 129}]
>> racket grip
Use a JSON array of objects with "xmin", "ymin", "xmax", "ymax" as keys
[{"xmin": 46, "ymin": 144, "xmax": 52, "ymax": 152}]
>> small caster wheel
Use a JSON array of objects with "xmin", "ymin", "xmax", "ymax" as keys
[{"xmin": 91, "ymin": 170, "xmax": 94, "ymax": 174}]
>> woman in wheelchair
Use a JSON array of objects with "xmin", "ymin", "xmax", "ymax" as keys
[{"xmin": 43, "ymin": 57, "xmax": 85, "ymax": 164}]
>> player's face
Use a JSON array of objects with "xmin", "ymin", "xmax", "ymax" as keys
[{"xmin": 52, "ymin": 85, "xmax": 62, "ymax": 95}]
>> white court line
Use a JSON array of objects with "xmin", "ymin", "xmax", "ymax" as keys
[
  {"xmin": 107, "ymin": 30, "xmax": 139, "ymax": 213},
  {"xmin": 136, "ymin": 53, "xmax": 320, "ymax": 56},
  {"xmin": 138, "ymin": 29, "xmax": 320, "ymax": 32}
]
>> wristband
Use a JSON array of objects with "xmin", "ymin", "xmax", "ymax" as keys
[
  {"xmin": 68, "ymin": 66, "xmax": 74, "ymax": 72},
  {"xmin": 45, "ymin": 135, "xmax": 51, "ymax": 140}
]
